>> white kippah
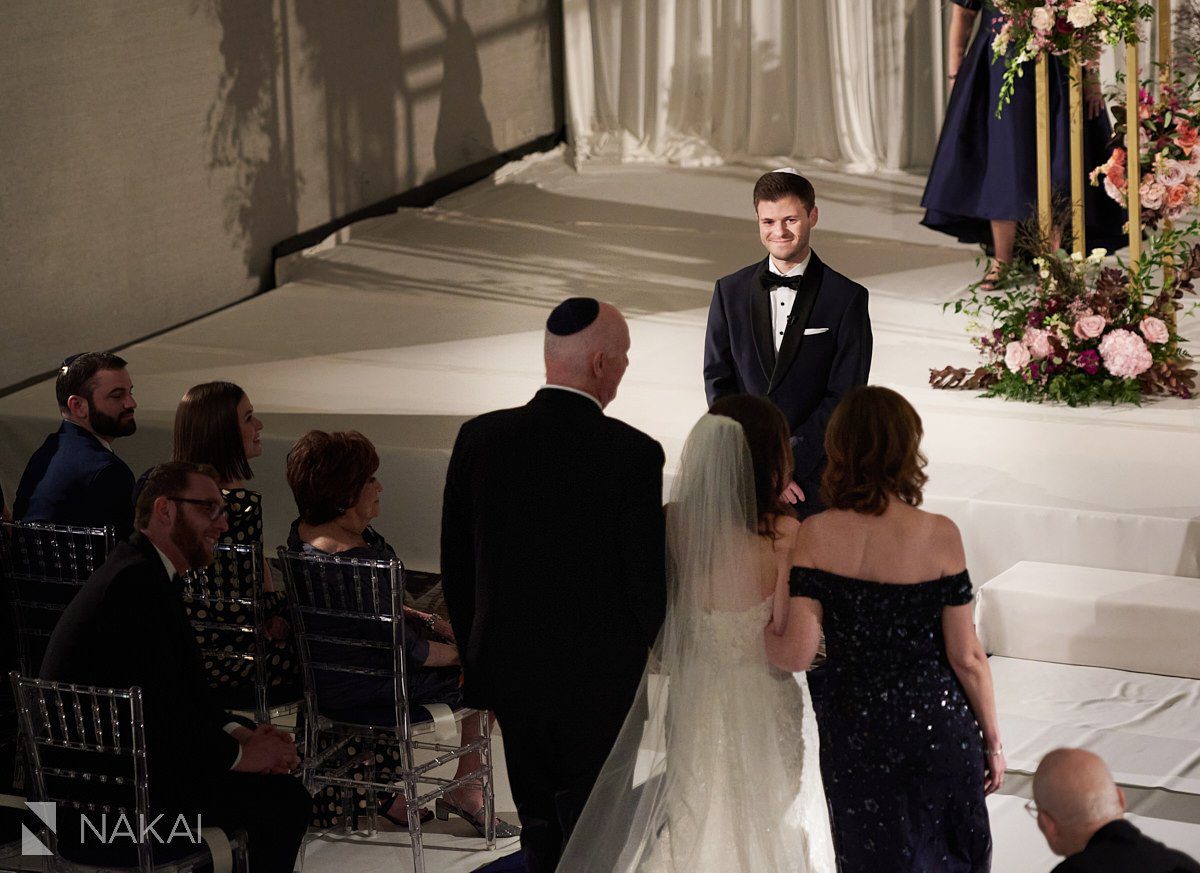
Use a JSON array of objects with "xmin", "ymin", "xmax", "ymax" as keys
[{"xmin": 771, "ymin": 166, "xmax": 801, "ymax": 176}]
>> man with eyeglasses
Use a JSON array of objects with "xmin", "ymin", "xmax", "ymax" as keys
[
  {"xmin": 1031, "ymin": 748, "xmax": 1199, "ymax": 872},
  {"xmin": 41, "ymin": 461, "xmax": 311, "ymax": 873},
  {"xmin": 14, "ymin": 352, "xmax": 139, "ymax": 539}
]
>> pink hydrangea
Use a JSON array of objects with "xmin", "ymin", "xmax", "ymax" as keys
[
  {"xmin": 1140, "ymin": 316, "xmax": 1169, "ymax": 344},
  {"xmin": 1098, "ymin": 328, "xmax": 1153, "ymax": 378},
  {"xmin": 1073, "ymin": 314, "xmax": 1107, "ymax": 339},
  {"xmin": 1022, "ymin": 326, "xmax": 1053, "ymax": 359},
  {"xmin": 1005, "ymin": 341, "xmax": 1032, "ymax": 373}
]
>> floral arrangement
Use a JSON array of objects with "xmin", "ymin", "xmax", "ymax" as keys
[
  {"xmin": 931, "ymin": 229, "xmax": 1198, "ymax": 405},
  {"xmin": 1090, "ymin": 66, "xmax": 1200, "ymax": 228},
  {"xmin": 991, "ymin": 0, "xmax": 1154, "ymax": 113}
]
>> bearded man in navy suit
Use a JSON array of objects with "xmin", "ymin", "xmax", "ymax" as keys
[{"xmin": 704, "ymin": 169, "xmax": 873, "ymax": 518}]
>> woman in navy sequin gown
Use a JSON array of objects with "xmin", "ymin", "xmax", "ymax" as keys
[
  {"xmin": 921, "ymin": 0, "xmax": 1126, "ymax": 279},
  {"xmin": 764, "ymin": 387, "xmax": 1003, "ymax": 873}
]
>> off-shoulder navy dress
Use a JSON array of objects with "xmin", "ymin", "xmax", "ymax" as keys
[
  {"xmin": 921, "ymin": 0, "xmax": 1126, "ymax": 253},
  {"xmin": 791, "ymin": 567, "xmax": 992, "ymax": 873}
]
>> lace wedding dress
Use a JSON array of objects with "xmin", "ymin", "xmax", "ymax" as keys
[
  {"xmin": 559, "ymin": 415, "xmax": 836, "ymax": 873},
  {"xmin": 637, "ymin": 599, "xmax": 835, "ymax": 872}
]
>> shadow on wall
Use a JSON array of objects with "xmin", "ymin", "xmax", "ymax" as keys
[
  {"xmin": 198, "ymin": 0, "xmax": 302, "ymax": 290},
  {"xmin": 198, "ymin": 0, "xmax": 509, "ymax": 289},
  {"xmin": 435, "ymin": 13, "xmax": 496, "ymax": 174}
]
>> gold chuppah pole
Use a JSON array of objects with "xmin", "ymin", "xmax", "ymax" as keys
[
  {"xmin": 1158, "ymin": 0, "xmax": 1172, "ymax": 68},
  {"xmin": 1036, "ymin": 55, "xmax": 1053, "ymax": 241},
  {"xmin": 1126, "ymin": 41, "xmax": 1142, "ymax": 263},
  {"xmin": 1069, "ymin": 65, "xmax": 1086, "ymax": 255}
]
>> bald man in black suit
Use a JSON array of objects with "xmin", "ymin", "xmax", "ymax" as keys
[{"xmin": 441, "ymin": 298, "xmax": 666, "ymax": 873}]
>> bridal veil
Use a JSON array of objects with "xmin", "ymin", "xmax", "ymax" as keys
[{"xmin": 558, "ymin": 413, "xmax": 834, "ymax": 872}]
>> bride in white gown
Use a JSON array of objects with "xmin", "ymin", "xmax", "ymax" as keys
[{"xmin": 559, "ymin": 398, "xmax": 836, "ymax": 872}]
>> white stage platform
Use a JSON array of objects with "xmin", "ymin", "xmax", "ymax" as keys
[
  {"xmin": 3, "ymin": 151, "xmax": 1200, "ymax": 871},
  {"xmin": 1, "ymin": 150, "xmax": 1197, "ymax": 585}
]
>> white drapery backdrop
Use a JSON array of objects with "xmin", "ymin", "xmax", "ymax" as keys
[{"xmin": 563, "ymin": 0, "xmax": 950, "ymax": 172}]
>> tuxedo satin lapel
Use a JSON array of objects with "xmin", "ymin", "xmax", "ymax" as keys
[
  {"xmin": 769, "ymin": 253, "xmax": 825, "ymax": 394},
  {"xmin": 749, "ymin": 259, "xmax": 776, "ymax": 379}
]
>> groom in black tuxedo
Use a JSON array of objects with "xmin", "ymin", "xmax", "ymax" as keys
[{"xmin": 704, "ymin": 169, "xmax": 872, "ymax": 517}]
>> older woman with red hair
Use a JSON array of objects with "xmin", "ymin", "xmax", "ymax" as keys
[{"xmin": 286, "ymin": 430, "xmax": 516, "ymax": 837}]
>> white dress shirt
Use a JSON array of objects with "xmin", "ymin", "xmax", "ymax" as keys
[
  {"xmin": 765, "ymin": 252, "xmax": 812, "ymax": 352},
  {"xmin": 541, "ymin": 384, "xmax": 603, "ymax": 409}
]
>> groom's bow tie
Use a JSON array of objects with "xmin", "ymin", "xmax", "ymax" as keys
[{"xmin": 760, "ymin": 271, "xmax": 804, "ymax": 291}]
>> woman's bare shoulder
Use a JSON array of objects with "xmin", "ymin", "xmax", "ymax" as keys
[
  {"xmin": 920, "ymin": 510, "xmax": 966, "ymax": 572},
  {"xmin": 788, "ymin": 511, "xmax": 838, "ymax": 565}
]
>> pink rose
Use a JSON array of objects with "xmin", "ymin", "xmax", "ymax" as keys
[
  {"xmin": 1188, "ymin": 150, "xmax": 1200, "ymax": 177},
  {"xmin": 1159, "ymin": 160, "xmax": 1188, "ymax": 187},
  {"xmin": 1141, "ymin": 177, "xmax": 1167, "ymax": 210},
  {"xmin": 1073, "ymin": 314, "xmax": 1107, "ymax": 339},
  {"xmin": 1167, "ymin": 183, "xmax": 1189, "ymax": 208},
  {"xmin": 1022, "ymin": 326, "xmax": 1054, "ymax": 359},
  {"xmin": 1005, "ymin": 341, "xmax": 1032, "ymax": 373},
  {"xmin": 1140, "ymin": 316, "xmax": 1169, "ymax": 344},
  {"xmin": 1098, "ymin": 328, "xmax": 1153, "ymax": 378}
]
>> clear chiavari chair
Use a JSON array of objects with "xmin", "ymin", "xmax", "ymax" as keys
[
  {"xmin": 10, "ymin": 672, "xmax": 247, "ymax": 873},
  {"xmin": 277, "ymin": 548, "xmax": 497, "ymax": 873},
  {"xmin": 183, "ymin": 543, "xmax": 302, "ymax": 726},
  {"xmin": 0, "ymin": 521, "xmax": 114, "ymax": 679}
]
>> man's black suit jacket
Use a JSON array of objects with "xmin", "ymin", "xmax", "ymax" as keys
[
  {"xmin": 703, "ymin": 252, "xmax": 872, "ymax": 486},
  {"xmin": 39, "ymin": 533, "xmax": 242, "ymax": 809},
  {"xmin": 14, "ymin": 420, "xmax": 135, "ymax": 540},
  {"xmin": 1052, "ymin": 820, "xmax": 1200, "ymax": 872},
  {"xmin": 440, "ymin": 388, "xmax": 666, "ymax": 714}
]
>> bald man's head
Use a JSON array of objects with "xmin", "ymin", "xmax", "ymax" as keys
[
  {"xmin": 544, "ymin": 302, "xmax": 630, "ymax": 408},
  {"xmin": 1033, "ymin": 748, "xmax": 1125, "ymax": 856}
]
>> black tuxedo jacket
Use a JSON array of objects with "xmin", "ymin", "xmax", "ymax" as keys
[
  {"xmin": 1052, "ymin": 820, "xmax": 1200, "ymax": 872},
  {"xmin": 14, "ymin": 420, "xmax": 135, "ymax": 540},
  {"xmin": 39, "ymin": 533, "xmax": 242, "ymax": 809},
  {"xmin": 440, "ymin": 388, "xmax": 666, "ymax": 712},
  {"xmin": 703, "ymin": 252, "xmax": 872, "ymax": 484}
]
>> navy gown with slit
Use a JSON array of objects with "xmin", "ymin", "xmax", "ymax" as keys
[
  {"xmin": 793, "ymin": 567, "xmax": 992, "ymax": 873},
  {"xmin": 921, "ymin": 0, "xmax": 1126, "ymax": 253}
]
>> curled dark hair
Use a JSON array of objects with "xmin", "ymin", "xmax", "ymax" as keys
[
  {"xmin": 173, "ymin": 381, "xmax": 251, "ymax": 485},
  {"xmin": 709, "ymin": 395, "xmax": 792, "ymax": 535},
  {"xmin": 55, "ymin": 352, "xmax": 128, "ymax": 412},
  {"xmin": 821, "ymin": 386, "xmax": 928, "ymax": 516},
  {"xmin": 134, "ymin": 460, "xmax": 220, "ymax": 529},
  {"xmin": 752, "ymin": 171, "xmax": 816, "ymax": 212},
  {"xmin": 286, "ymin": 430, "xmax": 379, "ymax": 525}
]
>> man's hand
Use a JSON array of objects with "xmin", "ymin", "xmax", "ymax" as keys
[
  {"xmin": 431, "ymin": 616, "xmax": 455, "ymax": 642},
  {"xmin": 781, "ymin": 482, "xmax": 805, "ymax": 505},
  {"xmin": 233, "ymin": 724, "xmax": 299, "ymax": 774}
]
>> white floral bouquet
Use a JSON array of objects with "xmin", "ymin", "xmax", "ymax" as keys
[{"xmin": 991, "ymin": 0, "xmax": 1154, "ymax": 114}]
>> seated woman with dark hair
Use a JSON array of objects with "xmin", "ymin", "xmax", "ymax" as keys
[
  {"xmin": 172, "ymin": 381, "xmax": 299, "ymax": 706},
  {"xmin": 286, "ymin": 430, "xmax": 517, "ymax": 836}
]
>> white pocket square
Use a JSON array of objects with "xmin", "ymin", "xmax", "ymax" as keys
[{"xmin": 803, "ymin": 327, "xmax": 829, "ymax": 335}]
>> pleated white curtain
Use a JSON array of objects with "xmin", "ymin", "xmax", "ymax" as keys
[{"xmin": 564, "ymin": 0, "xmax": 949, "ymax": 172}]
